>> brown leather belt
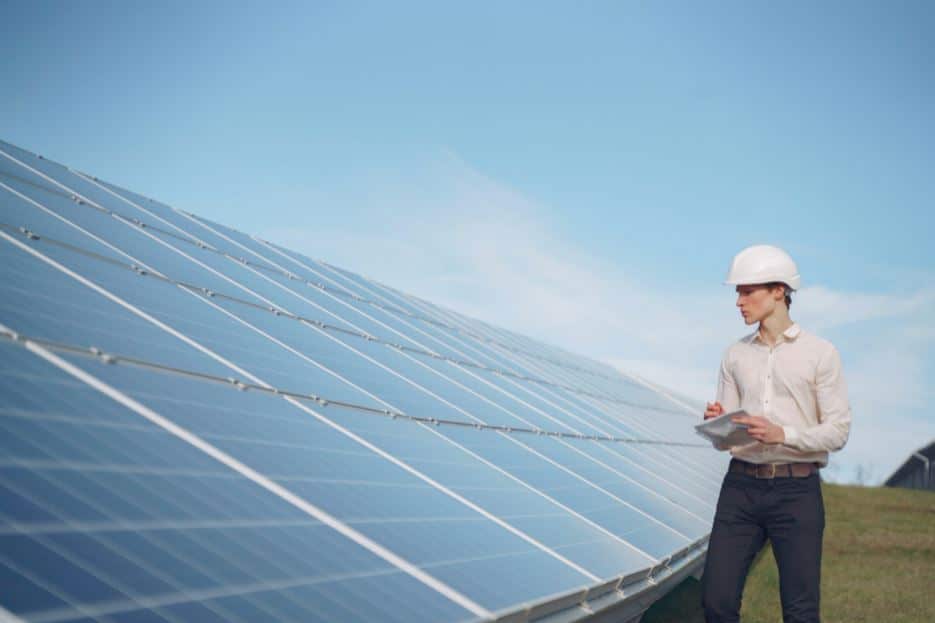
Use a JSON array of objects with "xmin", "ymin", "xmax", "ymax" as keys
[{"xmin": 729, "ymin": 458, "xmax": 819, "ymax": 479}]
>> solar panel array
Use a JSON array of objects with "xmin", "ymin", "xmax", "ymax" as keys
[{"xmin": 0, "ymin": 139, "xmax": 726, "ymax": 623}]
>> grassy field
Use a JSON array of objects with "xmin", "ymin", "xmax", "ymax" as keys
[{"xmin": 642, "ymin": 483, "xmax": 935, "ymax": 623}]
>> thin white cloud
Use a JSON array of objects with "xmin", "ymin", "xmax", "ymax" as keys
[
  {"xmin": 261, "ymin": 151, "xmax": 935, "ymax": 485},
  {"xmin": 793, "ymin": 285, "xmax": 935, "ymax": 332}
]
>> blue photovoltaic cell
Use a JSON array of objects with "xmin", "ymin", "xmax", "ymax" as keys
[
  {"xmin": 0, "ymin": 340, "xmax": 475, "ymax": 623},
  {"xmin": 48, "ymin": 350, "xmax": 599, "ymax": 611},
  {"xmin": 0, "ymin": 228, "xmax": 238, "ymax": 381},
  {"xmin": 0, "ymin": 223, "xmax": 392, "ymax": 411},
  {"xmin": 288, "ymin": 261, "xmax": 692, "ymax": 423},
  {"xmin": 0, "ymin": 139, "xmax": 728, "ymax": 622},
  {"xmin": 137, "ymin": 213, "xmax": 469, "ymax": 361},
  {"xmin": 0, "ymin": 159, "xmax": 131, "ymax": 266},
  {"xmin": 6, "ymin": 207, "xmax": 715, "ymax": 538},
  {"xmin": 0, "ymin": 142, "xmax": 208, "ymax": 251}
]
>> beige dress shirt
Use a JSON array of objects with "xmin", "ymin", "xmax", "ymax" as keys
[{"xmin": 715, "ymin": 323, "xmax": 851, "ymax": 466}]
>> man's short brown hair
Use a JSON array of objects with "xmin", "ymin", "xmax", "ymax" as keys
[{"xmin": 767, "ymin": 282, "xmax": 793, "ymax": 309}]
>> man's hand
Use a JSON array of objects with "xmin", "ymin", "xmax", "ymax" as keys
[
  {"xmin": 732, "ymin": 414, "xmax": 785, "ymax": 445},
  {"xmin": 704, "ymin": 401, "xmax": 724, "ymax": 420}
]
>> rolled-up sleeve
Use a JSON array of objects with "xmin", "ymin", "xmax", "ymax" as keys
[{"xmin": 782, "ymin": 346, "xmax": 851, "ymax": 452}]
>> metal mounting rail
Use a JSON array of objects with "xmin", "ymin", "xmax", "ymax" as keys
[
  {"xmin": 0, "ymin": 330, "xmax": 709, "ymax": 449},
  {"xmin": 0, "ymin": 162, "xmax": 653, "ymax": 388},
  {"xmin": 0, "ymin": 219, "xmax": 692, "ymax": 418}
]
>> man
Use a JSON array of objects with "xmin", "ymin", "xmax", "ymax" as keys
[{"xmin": 700, "ymin": 244, "xmax": 851, "ymax": 623}]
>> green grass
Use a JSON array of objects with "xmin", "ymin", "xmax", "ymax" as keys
[{"xmin": 642, "ymin": 483, "xmax": 935, "ymax": 623}]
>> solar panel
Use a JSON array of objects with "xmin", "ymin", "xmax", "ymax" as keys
[{"xmin": 0, "ymin": 138, "xmax": 726, "ymax": 622}]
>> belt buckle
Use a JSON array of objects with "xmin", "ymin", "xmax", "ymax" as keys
[{"xmin": 766, "ymin": 463, "xmax": 777, "ymax": 479}]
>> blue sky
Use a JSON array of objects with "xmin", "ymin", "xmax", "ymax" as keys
[{"xmin": 2, "ymin": 1, "xmax": 933, "ymax": 484}]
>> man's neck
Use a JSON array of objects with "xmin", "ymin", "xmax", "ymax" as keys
[{"xmin": 758, "ymin": 311, "xmax": 793, "ymax": 347}]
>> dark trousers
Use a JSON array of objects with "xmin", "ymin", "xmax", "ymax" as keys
[{"xmin": 701, "ymin": 466, "xmax": 825, "ymax": 623}]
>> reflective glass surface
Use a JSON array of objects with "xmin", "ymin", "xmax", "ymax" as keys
[
  {"xmin": 0, "ymin": 165, "xmax": 130, "ymax": 265},
  {"xmin": 0, "ymin": 140, "xmax": 731, "ymax": 621},
  {"xmin": 0, "ymin": 141, "xmax": 208, "ymax": 250},
  {"xmin": 0, "ymin": 230, "xmax": 390, "ymax": 410},
  {"xmin": 53, "ymin": 349, "xmax": 599, "ymax": 611},
  {"xmin": 0, "ymin": 230, "xmax": 236, "ymax": 380},
  {"xmin": 0, "ymin": 340, "xmax": 475, "ymax": 623}
]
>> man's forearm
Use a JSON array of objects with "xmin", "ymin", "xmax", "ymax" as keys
[{"xmin": 782, "ymin": 419, "xmax": 850, "ymax": 453}]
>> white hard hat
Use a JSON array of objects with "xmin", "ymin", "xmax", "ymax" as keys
[{"xmin": 725, "ymin": 244, "xmax": 801, "ymax": 290}]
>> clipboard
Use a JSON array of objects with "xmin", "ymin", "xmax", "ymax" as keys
[{"xmin": 695, "ymin": 409, "xmax": 756, "ymax": 447}]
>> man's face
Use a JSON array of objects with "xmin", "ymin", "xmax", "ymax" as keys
[{"xmin": 735, "ymin": 284, "xmax": 783, "ymax": 325}]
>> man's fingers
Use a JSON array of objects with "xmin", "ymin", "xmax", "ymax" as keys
[
  {"xmin": 734, "ymin": 415, "xmax": 768, "ymax": 425},
  {"xmin": 704, "ymin": 402, "xmax": 723, "ymax": 420}
]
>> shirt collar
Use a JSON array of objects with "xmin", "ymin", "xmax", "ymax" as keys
[{"xmin": 747, "ymin": 322, "xmax": 801, "ymax": 345}]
